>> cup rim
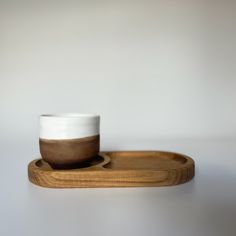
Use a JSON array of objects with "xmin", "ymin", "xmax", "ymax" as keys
[{"xmin": 40, "ymin": 113, "xmax": 100, "ymax": 119}]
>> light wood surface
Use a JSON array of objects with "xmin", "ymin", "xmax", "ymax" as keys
[{"xmin": 28, "ymin": 151, "xmax": 195, "ymax": 188}]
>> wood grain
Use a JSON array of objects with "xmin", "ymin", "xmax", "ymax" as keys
[{"xmin": 28, "ymin": 151, "xmax": 195, "ymax": 188}]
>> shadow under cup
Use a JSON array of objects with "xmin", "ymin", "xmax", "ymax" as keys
[{"xmin": 39, "ymin": 114, "xmax": 100, "ymax": 169}]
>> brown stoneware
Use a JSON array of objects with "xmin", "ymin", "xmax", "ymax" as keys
[
  {"xmin": 39, "ymin": 135, "xmax": 100, "ymax": 169},
  {"xmin": 39, "ymin": 113, "xmax": 100, "ymax": 169}
]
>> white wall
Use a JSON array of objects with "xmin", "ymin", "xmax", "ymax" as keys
[{"xmin": 0, "ymin": 0, "xmax": 236, "ymax": 154}]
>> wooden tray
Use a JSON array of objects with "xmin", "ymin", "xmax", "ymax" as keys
[{"xmin": 28, "ymin": 151, "xmax": 195, "ymax": 188}]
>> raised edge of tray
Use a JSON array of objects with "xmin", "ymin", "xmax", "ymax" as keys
[{"xmin": 28, "ymin": 151, "xmax": 195, "ymax": 188}]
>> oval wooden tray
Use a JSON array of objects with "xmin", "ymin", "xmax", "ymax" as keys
[{"xmin": 28, "ymin": 151, "xmax": 195, "ymax": 188}]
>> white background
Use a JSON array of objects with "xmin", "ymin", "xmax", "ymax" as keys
[{"xmin": 0, "ymin": 1, "xmax": 236, "ymax": 236}]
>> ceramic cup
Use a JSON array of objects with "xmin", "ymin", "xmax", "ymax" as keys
[{"xmin": 39, "ymin": 113, "xmax": 100, "ymax": 169}]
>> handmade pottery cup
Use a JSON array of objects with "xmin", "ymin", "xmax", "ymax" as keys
[{"xmin": 39, "ymin": 113, "xmax": 100, "ymax": 169}]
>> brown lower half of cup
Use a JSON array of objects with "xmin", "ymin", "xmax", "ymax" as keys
[{"xmin": 39, "ymin": 135, "xmax": 100, "ymax": 169}]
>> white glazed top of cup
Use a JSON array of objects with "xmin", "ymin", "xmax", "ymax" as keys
[{"xmin": 40, "ymin": 113, "xmax": 100, "ymax": 140}]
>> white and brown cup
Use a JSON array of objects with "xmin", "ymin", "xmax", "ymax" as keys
[{"xmin": 39, "ymin": 113, "xmax": 100, "ymax": 169}]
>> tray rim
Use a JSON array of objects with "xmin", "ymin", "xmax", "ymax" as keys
[
  {"xmin": 28, "ymin": 150, "xmax": 195, "ymax": 188},
  {"xmin": 30, "ymin": 150, "xmax": 194, "ymax": 172}
]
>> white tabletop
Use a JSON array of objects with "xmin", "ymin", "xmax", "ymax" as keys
[{"xmin": 1, "ymin": 139, "xmax": 236, "ymax": 236}]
